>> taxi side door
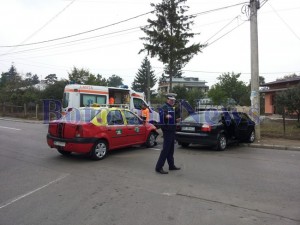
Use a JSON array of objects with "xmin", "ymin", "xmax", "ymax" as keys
[
  {"xmin": 106, "ymin": 110, "xmax": 127, "ymax": 148},
  {"xmin": 124, "ymin": 110, "xmax": 146, "ymax": 145}
]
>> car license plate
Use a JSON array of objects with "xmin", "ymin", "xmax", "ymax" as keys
[
  {"xmin": 54, "ymin": 141, "xmax": 66, "ymax": 147},
  {"xmin": 182, "ymin": 127, "xmax": 195, "ymax": 132}
]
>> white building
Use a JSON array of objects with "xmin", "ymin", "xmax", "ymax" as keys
[{"xmin": 158, "ymin": 77, "xmax": 209, "ymax": 94}]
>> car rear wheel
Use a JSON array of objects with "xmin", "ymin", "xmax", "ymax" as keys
[
  {"xmin": 179, "ymin": 142, "xmax": 190, "ymax": 147},
  {"xmin": 216, "ymin": 134, "xmax": 227, "ymax": 151},
  {"xmin": 247, "ymin": 130, "xmax": 255, "ymax": 143},
  {"xmin": 57, "ymin": 148, "xmax": 71, "ymax": 156},
  {"xmin": 146, "ymin": 132, "xmax": 157, "ymax": 147},
  {"xmin": 91, "ymin": 140, "xmax": 108, "ymax": 160}
]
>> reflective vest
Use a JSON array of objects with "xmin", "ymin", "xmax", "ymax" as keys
[
  {"xmin": 141, "ymin": 108, "xmax": 150, "ymax": 122},
  {"xmin": 109, "ymin": 97, "xmax": 115, "ymax": 104}
]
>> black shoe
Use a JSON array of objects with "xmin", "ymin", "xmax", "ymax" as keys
[
  {"xmin": 169, "ymin": 166, "xmax": 181, "ymax": 171},
  {"xmin": 155, "ymin": 168, "xmax": 168, "ymax": 174}
]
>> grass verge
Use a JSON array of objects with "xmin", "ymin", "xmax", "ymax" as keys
[{"xmin": 260, "ymin": 119, "xmax": 300, "ymax": 140}]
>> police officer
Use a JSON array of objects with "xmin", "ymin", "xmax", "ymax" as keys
[{"xmin": 155, "ymin": 93, "xmax": 181, "ymax": 174}]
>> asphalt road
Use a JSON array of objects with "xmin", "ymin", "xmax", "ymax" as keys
[{"xmin": 0, "ymin": 120, "xmax": 300, "ymax": 225}]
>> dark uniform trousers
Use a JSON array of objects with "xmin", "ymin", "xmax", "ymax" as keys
[
  {"xmin": 155, "ymin": 129, "xmax": 175, "ymax": 170},
  {"xmin": 156, "ymin": 102, "xmax": 177, "ymax": 170}
]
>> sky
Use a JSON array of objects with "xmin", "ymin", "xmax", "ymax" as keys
[{"xmin": 0, "ymin": 0, "xmax": 299, "ymax": 89}]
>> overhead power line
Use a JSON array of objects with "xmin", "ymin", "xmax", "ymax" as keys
[
  {"xmin": 269, "ymin": 3, "xmax": 300, "ymax": 41},
  {"xmin": 203, "ymin": 16, "xmax": 240, "ymax": 45},
  {"xmin": 204, "ymin": 20, "xmax": 247, "ymax": 48},
  {"xmin": 4, "ymin": 0, "xmax": 77, "ymax": 55},
  {"xmin": 191, "ymin": 1, "xmax": 248, "ymax": 16},
  {"xmin": 150, "ymin": 67, "xmax": 300, "ymax": 76},
  {"xmin": 19, "ymin": 0, "xmax": 77, "ymax": 46},
  {"xmin": 0, "ymin": 11, "xmax": 154, "ymax": 48},
  {"xmin": 0, "ymin": 1, "xmax": 248, "ymax": 49},
  {"xmin": 0, "ymin": 0, "xmax": 277, "ymax": 62},
  {"xmin": 0, "ymin": 26, "xmax": 142, "ymax": 57}
]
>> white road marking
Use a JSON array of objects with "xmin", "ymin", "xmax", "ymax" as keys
[
  {"xmin": 150, "ymin": 148, "xmax": 161, "ymax": 151},
  {"xmin": 0, "ymin": 174, "xmax": 69, "ymax": 210},
  {"xmin": 0, "ymin": 125, "xmax": 21, "ymax": 131},
  {"xmin": 162, "ymin": 192, "xmax": 176, "ymax": 196}
]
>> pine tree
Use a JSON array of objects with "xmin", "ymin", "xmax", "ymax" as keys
[
  {"xmin": 140, "ymin": 0, "xmax": 204, "ymax": 91},
  {"xmin": 132, "ymin": 57, "xmax": 157, "ymax": 94}
]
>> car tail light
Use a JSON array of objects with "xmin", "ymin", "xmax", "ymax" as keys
[
  {"xmin": 75, "ymin": 125, "xmax": 83, "ymax": 137},
  {"xmin": 176, "ymin": 125, "xmax": 181, "ymax": 131},
  {"xmin": 201, "ymin": 124, "xmax": 211, "ymax": 132}
]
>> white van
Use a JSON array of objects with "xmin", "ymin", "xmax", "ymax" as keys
[{"xmin": 62, "ymin": 84, "xmax": 160, "ymax": 124}]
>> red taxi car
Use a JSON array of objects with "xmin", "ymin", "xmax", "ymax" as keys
[{"xmin": 47, "ymin": 107, "xmax": 158, "ymax": 160}]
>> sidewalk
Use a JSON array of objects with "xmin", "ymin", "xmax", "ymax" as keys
[
  {"xmin": 1, "ymin": 117, "xmax": 300, "ymax": 151},
  {"xmin": 242, "ymin": 136, "xmax": 300, "ymax": 151}
]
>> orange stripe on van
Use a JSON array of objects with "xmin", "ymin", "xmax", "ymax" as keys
[{"xmin": 65, "ymin": 88, "xmax": 108, "ymax": 95}]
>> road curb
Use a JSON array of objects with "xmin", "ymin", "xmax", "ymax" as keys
[{"xmin": 241, "ymin": 143, "xmax": 300, "ymax": 151}]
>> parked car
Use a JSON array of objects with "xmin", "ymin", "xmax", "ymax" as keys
[
  {"xmin": 47, "ymin": 107, "xmax": 158, "ymax": 160},
  {"xmin": 175, "ymin": 110, "xmax": 255, "ymax": 150}
]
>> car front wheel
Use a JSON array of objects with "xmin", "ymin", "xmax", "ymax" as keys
[
  {"xmin": 247, "ymin": 130, "xmax": 255, "ymax": 143},
  {"xmin": 146, "ymin": 132, "xmax": 157, "ymax": 147},
  {"xmin": 216, "ymin": 134, "xmax": 227, "ymax": 151},
  {"xmin": 91, "ymin": 140, "xmax": 108, "ymax": 160}
]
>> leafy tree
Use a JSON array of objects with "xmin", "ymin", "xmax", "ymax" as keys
[
  {"xmin": 259, "ymin": 76, "xmax": 265, "ymax": 85},
  {"xmin": 22, "ymin": 87, "xmax": 41, "ymax": 104},
  {"xmin": 209, "ymin": 72, "xmax": 250, "ymax": 106},
  {"xmin": 68, "ymin": 67, "xmax": 93, "ymax": 84},
  {"xmin": 45, "ymin": 74, "xmax": 58, "ymax": 84},
  {"xmin": 97, "ymin": 74, "xmax": 108, "ymax": 86},
  {"xmin": 208, "ymin": 84, "xmax": 227, "ymax": 106},
  {"xmin": 0, "ymin": 65, "xmax": 23, "ymax": 103},
  {"xmin": 42, "ymin": 79, "xmax": 69, "ymax": 101},
  {"xmin": 32, "ymin": 74, "xmax": 40, "ymax": 84},
  {"xmin": 23, "ymin": 73, "xmax": 40, "ymax": 86},
  {"xmin": 132, "ymin": 57, "xmax": 157, "ymax": 93},
  {"xmin": 140, "ymin": 0, "xmax": 204, "ymax": 91},
  {"xmin": 284, "ymin": 84, "xmax": 300, "ymax": 122},
  {"xmin": 172, "ymin": 85, "xmax": 188, "ymax": 100},
  {"xmin": 107, "ymin": 74, "xmax": 123, "ymax": 87},
  {"xmin": 1, "ymin": 65, "xmax": 22, "ymax": 86},
  {"xmin": 186, "ymin": 88, "xmax": 205, "ymax": 107},
  {"xmin": 275, "ymin": 91, "xmax": 288, "ymax": 135},
  {"xmin": 259, "ymin": 76, "xmax": 265, "ymax": 113},
  {"xmin": 85, "ymin": 74, "xmax": 107, "ymax": 86}
]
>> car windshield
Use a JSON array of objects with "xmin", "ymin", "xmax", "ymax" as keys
[
  {"xmin": 183, "ymin": 111, "xmax": 221, "ymax": 124},
  {"xmin": 62, "ymin": 108, "xmax": 102, "ymax": 122}
]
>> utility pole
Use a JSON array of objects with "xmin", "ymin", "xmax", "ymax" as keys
[{"xmin": 250, "ymin": 0, "xmax": 261, "ymax": 140}]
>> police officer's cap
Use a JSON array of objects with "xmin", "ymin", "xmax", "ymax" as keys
[{"xmin": 165, "ymin": 93, "xmax": 177, "ymax": 100}]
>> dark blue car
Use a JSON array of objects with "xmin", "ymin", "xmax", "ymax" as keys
[{"xmin": 176, "ymin": 111, "xmax": 255, "ymax": 150}]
